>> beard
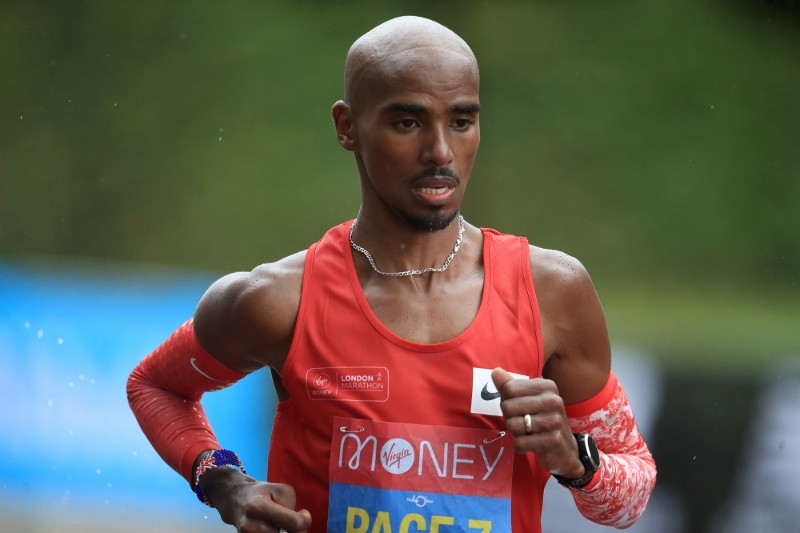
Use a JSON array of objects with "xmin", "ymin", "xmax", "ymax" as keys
[
  {"xmin": 395, "ymin": 207, "xmax": 460, "ymax": 232},
  {"xmin": 395, "ymin": 166, "xmax": 461, "ymax": 232}
]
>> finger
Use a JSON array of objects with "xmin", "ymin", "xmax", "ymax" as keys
[
  {"xmin": 491, "ymin": 367, "xmax": 515, "ymax": 396},
  {"xmin": 510, "ymin": 432, "xmax": 570, "ymax": 457},
  {"xmin": 500, "ymin": 393, "xmax": 563, "ymax": 419},
  {"xmin": 499, "ymin": 377, "xmax": 559, "ymax": 399},
  {"xmin": 504, "ymin": 411, "xmax": 564, "ymax": 437},
  {"xmin": 245, "ymin": 502, "xmax": 312, "ymax": 533}
]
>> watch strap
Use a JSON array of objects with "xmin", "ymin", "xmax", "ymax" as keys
[{"xmin": 552, "ymin": 433, "xmax": 600, "ymax": 491}]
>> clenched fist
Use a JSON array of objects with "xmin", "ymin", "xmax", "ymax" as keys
[{"xmin": 491, "ymin": 367, "xmax": 585, "ymax": 479}]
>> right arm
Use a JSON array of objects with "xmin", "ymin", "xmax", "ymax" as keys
[{"xmin": 127, "ymin": 251, "xmax": 311, "ymax": 532}]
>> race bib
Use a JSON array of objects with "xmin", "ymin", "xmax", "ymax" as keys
[{"xmin": 328, "ymin": 417, "xmax": 513, "ymax": 533}]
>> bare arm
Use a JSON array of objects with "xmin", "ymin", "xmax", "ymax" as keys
[
  {"xmin": 193, "ymin": 250, "xmax": 307, "ymax": 375},
  {"xmin": 530, "ymin": 246, "xmax": 611, "ymax": 403},
  {"xmin": 492, "ymin": 246, "xmax": 655, "ymax": 528}
]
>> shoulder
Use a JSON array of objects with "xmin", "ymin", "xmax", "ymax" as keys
[
  {"xmin": 529, "ymin": 245, "xmax": 597, "ymax": 311},
  {"xmin": 193, "ymin": 250, "xmax": 307, "ymax": 373},
  {"xmin": 527, "ymin": 244, "xmax": 610, "ymax": 403},
  {"xmin": 527, "ymin": 245, "xmax": 593, "ymax": 303}
]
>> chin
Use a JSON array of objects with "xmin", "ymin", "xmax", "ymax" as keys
[{"xmin": 396, "ymin": 208, "xmax": 460, "ymax": 232}]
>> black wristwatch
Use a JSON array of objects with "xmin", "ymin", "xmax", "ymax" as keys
[{"xmin": 552, "ymin": 433, "xmax": 601, "ymax": 490}]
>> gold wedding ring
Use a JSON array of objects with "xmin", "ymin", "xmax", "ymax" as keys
[{"xmin": 523, "ymin": 413, "xmax": 533, "ymax": 434}]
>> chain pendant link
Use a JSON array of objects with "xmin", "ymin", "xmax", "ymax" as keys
[{"xmin": 349, "ymin": 215, "xmax": 465, "ymax": 277}]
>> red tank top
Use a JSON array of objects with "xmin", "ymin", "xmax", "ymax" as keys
[{"xmin": 268, "ymin": 222, "xmax": 548, "ymax": 533}]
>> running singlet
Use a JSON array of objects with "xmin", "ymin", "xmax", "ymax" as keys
[{"xmin": 269, "ymin": 222, "xmax": 548, "ymax": 533}]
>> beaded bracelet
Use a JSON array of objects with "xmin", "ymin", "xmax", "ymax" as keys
[{"xmin": 194, "ymin": 449, "xmax": 247, "ymax": 506}]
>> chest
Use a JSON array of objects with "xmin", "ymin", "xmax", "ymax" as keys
[{"xmin": 360, "ymin": 269, "xmax": 484, "ymax": 344}]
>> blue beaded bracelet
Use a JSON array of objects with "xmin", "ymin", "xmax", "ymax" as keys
[{"xmin": 194, "ymin": 449, "xmax": 247, "ymax": 506}]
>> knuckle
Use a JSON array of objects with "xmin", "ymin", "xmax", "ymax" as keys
[
  {"xmin": 544, "ymin": 432, "xmax": 562, "ymax": 449},
  {"xmin": 543, "ymin": 413, "xmax": 562, "ymax": 430},
  {"xmin": 271, "ymin": 482, "xmax": 297, "ymax": 505},
  {"xmin": 542, "ymin": 394, "xmax": 563, "ymax": 410}
]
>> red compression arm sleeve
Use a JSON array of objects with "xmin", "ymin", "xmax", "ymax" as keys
[
  {"xmin": 126, "ymin": 319, "xmax": 247, "ymax": 484},
  {"xmin": 563, "ymin": 372, "xmax": 657, "ymax": 529}
]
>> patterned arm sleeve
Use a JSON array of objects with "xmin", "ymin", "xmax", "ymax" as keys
[{"xmin": 563, "ymin": 372, "xmax": 657, "ymax": 529}]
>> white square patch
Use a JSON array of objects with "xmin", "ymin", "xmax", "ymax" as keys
[{"xmin": 470, "ymin": 367, "xmax": 529, "ymax": 416}]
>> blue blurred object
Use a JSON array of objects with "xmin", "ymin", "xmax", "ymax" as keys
[{"xmin": 0, "ymin": 260, "xmax": 276, "ymax": 531}]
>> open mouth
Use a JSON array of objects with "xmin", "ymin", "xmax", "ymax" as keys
[{"xmin": 412, "ymin": 178, "xmax": 458, "ymax": 205}]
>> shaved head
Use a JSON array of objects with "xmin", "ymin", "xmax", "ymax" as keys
[{"xmin": 344, "ymin": 16, "xmax": 479, "ymax": 112}]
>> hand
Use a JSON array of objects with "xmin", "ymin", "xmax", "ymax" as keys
[
  {"xmin": 491, "ymin": 367, "xmax": 584, "ymax": 479},
  {"xmin": 200, "ymin": 465, "xmax": 312, "ymax": 533}
]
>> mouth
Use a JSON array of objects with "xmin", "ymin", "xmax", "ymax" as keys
[{"xmin": 411, "ymin": 178, "xmax": 458, "ymax": 206}]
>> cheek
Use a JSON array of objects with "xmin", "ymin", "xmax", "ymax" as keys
[{"xmin": 361, "ymin": 132, "xmax": 416, "ymax": 174}]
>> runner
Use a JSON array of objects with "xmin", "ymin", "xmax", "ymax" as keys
[{"xmin": 128, "ymin": 16, "xmax": 656, "ymax": 533}]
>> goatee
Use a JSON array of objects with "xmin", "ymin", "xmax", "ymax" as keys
[{"xmin": 396, "ymin": 208, "xmax": 460, "ymax": 232}]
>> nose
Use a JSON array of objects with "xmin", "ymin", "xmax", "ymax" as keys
[{"xmin": 423, "ymin": 124, "xmax": 454, "ymax": 167}]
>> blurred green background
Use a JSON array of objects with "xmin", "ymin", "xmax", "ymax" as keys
[{"xmin": 2, "ymin": 0, "xmax": 798, "ymax": 369}]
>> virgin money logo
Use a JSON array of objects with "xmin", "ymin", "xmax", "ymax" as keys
[
  {"xmin": 305, "ymin": 366, "xmax": 390, "ymax": 402},
  {"xmin": 380, "ymin": 438, "xmax": 415, "ymax": 474},
  {"xmin": 313, "ymin": 374, "xmax": 331, "ymax": 388}
]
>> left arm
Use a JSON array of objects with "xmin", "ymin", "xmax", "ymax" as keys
[{"xmin": 491, "ymin": 246, "xmax": 656, "ymax": 528}]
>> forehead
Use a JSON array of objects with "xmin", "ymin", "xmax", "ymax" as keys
[{"xmin": 357, "ymin": 47, "xmax": 479, "ymax": 113}]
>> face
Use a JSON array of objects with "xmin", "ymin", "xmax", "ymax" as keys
[{"xmin": 334, "ymin": 47, "xmax": 480, "ymax": 232}]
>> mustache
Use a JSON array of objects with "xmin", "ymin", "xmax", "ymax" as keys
[{"xmin": 410, "ymin": 166, "xmax": 461, "ymax": 185}]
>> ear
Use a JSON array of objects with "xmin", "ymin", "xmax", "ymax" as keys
[{"xmin": 332, "ymin": 100, "xmax": 359, "ymax": 152}]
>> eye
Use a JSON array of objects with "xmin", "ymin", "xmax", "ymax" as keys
[
  {"xmin": 453, "ymin": 118, "xmax": 472, "ymax": 130},
  {"xmin": 399, "ymin": 118, "xmax": 417, "ymax": 129}
]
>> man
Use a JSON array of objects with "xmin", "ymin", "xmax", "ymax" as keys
[{"xmin": 128, "ymin": 16, "xmax": 655, "ymax": 533}]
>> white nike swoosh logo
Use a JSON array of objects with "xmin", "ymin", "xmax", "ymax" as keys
[
  {"xmin": 190, "ymin": 358, "xmax": 225, "ymax": 382},
  {"xmin": 605, "ymin": 406, "xmax": 622, "ymax": 425}
]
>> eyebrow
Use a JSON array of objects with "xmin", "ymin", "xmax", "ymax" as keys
[
  {"xmin": 451, "ymin": 103, "xmax": 481, "ymax": 114},
  {"xmin": 379, "ymin": 102, "xmax": 482, "ymax": 115},
  {"xmin": 381, "ymin": 102, "xmax": 428, "ymax": 114}
]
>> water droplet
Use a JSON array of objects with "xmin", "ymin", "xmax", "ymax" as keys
[
  {"xmin": 107, "ymin": 482, "xmax": 112, "ymax": 487},
  {"xmin": 38, "ymin": 330, "xmax": 44, "ymax": 338},
  {"xmin": 133, "ymin": 451, "xmax": 138, "ymax": 455},
  {"xmin": 58, "ymin": 338, "xmax": 64, "ymax": 344},
  {"xmin": 104, "ymin": 500, "xmax": 109, "ymax": 505},
  {"xmin": 68, "ymin": 429, "xmax": 73, "ymax": 435},
  {"xmin": 47, "ymin": 399, "xmax": 53, "ymax": 407},
  {"xmin": 219, "ymin": 128, "xmax": 223, "ymax": 132},
  {"xmin": 710, "ymin": 105, "xmax": 714, "ymax": 109},
  {"xmin": 114, "ymin": 103, "xmax": 118, "ymax": 107},
  {"xmin": 79, "ymin": 375, "xmax": 84, "ymax": 380},
  {"xmin": 25, "ymin": 322, "xmax": 30, "ymax": 328},
  {"xmin": 90, "ymin": 379, "xmax": 95, "ymax": 384},
  {"xmin": 69, "ymin": 382, "xmax": 74, "ymax": 387},
  {"xmin": 218, "ymin": 137, "xmax": 222, "ymax": 141}
]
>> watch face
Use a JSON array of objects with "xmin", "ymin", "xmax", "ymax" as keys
[{"xmin": 585, "ymin": 435, "xmax": 601, "ymax": 469}]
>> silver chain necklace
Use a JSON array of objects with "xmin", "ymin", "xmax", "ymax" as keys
[{"xmin": 349, "ymin": 215, "xmax": 465, "ymax": 276}]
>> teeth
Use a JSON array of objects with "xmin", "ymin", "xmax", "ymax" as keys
[{"xmin": 419, "ymin": 187, "xmax": 449, "ymax": 194}]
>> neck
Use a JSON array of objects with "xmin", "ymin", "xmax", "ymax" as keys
[{"xmin": 350, "ymin": 204, "xmax": 464, "ymax": 275}]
